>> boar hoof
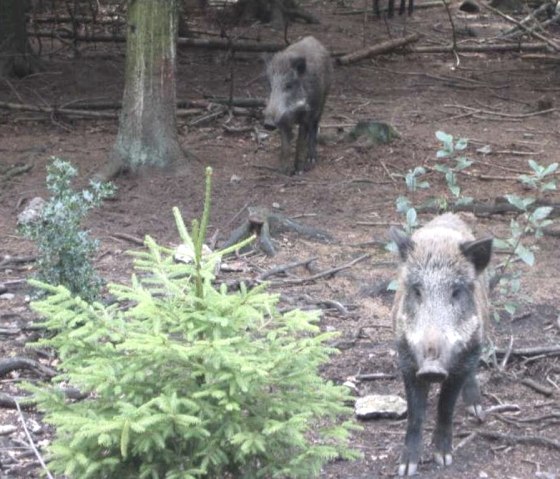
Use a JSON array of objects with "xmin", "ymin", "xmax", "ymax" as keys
[
  {"xmin": 467, "ymin": 403, "xmax": 485, "ymax": 421},
  {"xmin": 398, "ymin": 461, "xmax": 418, "ymax": 476},
  {"xmin": 434, "ymin": 451, "xmax": 453, "ymax": 467}
]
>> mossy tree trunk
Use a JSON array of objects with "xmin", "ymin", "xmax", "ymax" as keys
[
  {"xmin": 110, "ymin": 0, "xmax": 185, "ymax": 172},
  {"xmin": 0, "ymin": 0, "xmax": 40, "ymax": 77}
]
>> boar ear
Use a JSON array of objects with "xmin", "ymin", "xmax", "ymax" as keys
[
  {"xmin": 261, "ymin": 52, "xmax": 273, "ymax": 65},
  {"xmin": 390, "ymin": 227, "xmax": 414, "ymax": 261},
  {"xmin": 460, "ymin": 237, "xmax": 493, "ymax": 273},
  {"xmin": 291, "ymin": 56, "xmax": 306, "ymax": 75}
]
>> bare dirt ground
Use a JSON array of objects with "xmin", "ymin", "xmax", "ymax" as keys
[{"xmin": 1, "ymin": 2, "xmax": 560, "ymax": 478}]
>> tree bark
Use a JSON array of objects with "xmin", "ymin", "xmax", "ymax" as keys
[
  {"xmin": 0, "ymin": 0, "xmax": 40, "ymax": 77},
  {"xmin": 110, "ymin": 0, "xmax": 185, "ymax": 173}
]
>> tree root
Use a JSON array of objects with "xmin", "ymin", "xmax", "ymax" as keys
[{"xmin": 222, "ymin": 206, "xmax": 333, "ymax": 256}]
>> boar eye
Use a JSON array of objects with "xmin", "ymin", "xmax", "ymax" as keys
[
  {"xmin": 451, "ymin": 285, "xmax": 464, "ymax": 301},
  {"xmin": 284, "ymin": 81, "xmax": 294, "ymax": 91},
  {"xmin": 411, "ymin": 284, "xmax": 422, "ymax": 300}
]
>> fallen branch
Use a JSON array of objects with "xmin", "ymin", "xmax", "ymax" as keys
[
  {"xmin": 0, "ymin": 255, "xmax": 36, "ymax": 269},
  {"xmin": 0, "ymin": 388, "xmax": 87, "ymax": 410},
  {"xmin": 355, "ymin": 373, "xmax": 397, "ymax": 380},
  {"xmin": 479, "ymin": 1, "xmax": 560, "ymax": 51},
  {"xmin": 268, "ymin": 253, "xmax": 371, "ymax": 286},
  {"xmin": 14, "ymin": 399, "xmax": 55, "ymax": 479},
  {"xmin": 444, "ymin": 103, "xmax": 557, "ymax": 119},
  {"xmin": 0, "ymin": 100, "xmax": 118, "ymax": 118},
  {"xmin": 315, "ymin": 299, "xmax": 350, "ymax": 316},
  {"xmin": 111, "ymin": 232, "xmax": 145, "ymax": 246},
  {"xmin": 258, "ymin": 257, "xmax": 317, "ymax": 280},
  {"xmin": 0, "ymin": 357, "xmax": 57, "ymax": 378},
  {"xmin": 1, "ymin": 163, "xmax": 34, "ymax": 182},
  {"xmin": 477, "ymin": 430, "xmax": 560, "ymax": 451},
  {"xmin": 203, "ymin": 96, "xmax": 266, "ymax": 108},
  {"xmin": 334, "ymin": 0, "xmax": 444, "ymax": 14},
  {"xmin": 409, "ymin": 42, "xmax": 550, "ymax": 54},
  {"xmin": 0, "ymin": 328, "xmax": 22, "ymax": 335},
  {"xmin": 494, "ymin": 344, "xmax": 560, "ymax": 357},
  {"xmin": 520, "ymin": 378, "xmax": 555, "ymax": 396},
  {"xmin": 337, "ymin": 33, "xmax": 420, "ymax": 65},
  {"xmin": 30, "ymin": 31, "xmax": 287, "ymax": 52}
]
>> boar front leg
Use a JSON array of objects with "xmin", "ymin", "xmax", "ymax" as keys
[
  {"xmin": 294, "ymin": 122, "xmax": 309, "ymax": 174},
  {"xmin": 305, "ymin": 119, "xmax": 319, "ymax": 171},
  {"xmin": 279, "ymin": 125, "xmax": 294, "ymax": 175},
  {"xmin": 432, "ymin": 376, "xmax": 465, "ymax": 468},
  {"xmin": 399, "ymin": 373, "xmax": 430, "ymax": 476}
]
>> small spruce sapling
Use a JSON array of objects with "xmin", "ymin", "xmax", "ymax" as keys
[
  {"xmin": 19, "ymin": 158, "xmax": 115, "ymax": 301},
  {"xmin": 26, "ymin": 167, "xmax": 360, "ymax": 479}
]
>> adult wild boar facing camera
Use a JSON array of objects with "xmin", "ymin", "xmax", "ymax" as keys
[
  {"xmin": 390, "ymin": 213, "xmax": 493, "ymax": 476},
  {"xmin": 263, "ymin": 36, "xmax": 332, "ymax": 175}
]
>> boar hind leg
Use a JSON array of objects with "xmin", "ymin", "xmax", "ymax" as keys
[
  {"xmin": 432, "ymin": 376, "xmax": 465, "ymax": 468},
  {"xmin": 462, "ymin": 372, "xmax": 483, "ymax": 418},
  {"xmin": 399, "ymin": 373, "xmax": 429, "ymax": 476},
  {"xmin": 279, "ymin": 125, "xmax": 294, "ymax": 175}
]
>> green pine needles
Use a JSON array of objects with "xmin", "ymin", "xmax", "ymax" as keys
[
  {"xmin": 19, "ymin": 158, "xmax": 115, "ymax": 301},
  {"xmin": 27, "ymin": 167, "xmax": 360, "ymax": 479}
]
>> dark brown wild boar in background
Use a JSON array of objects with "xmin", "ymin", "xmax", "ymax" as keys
[
  {"xmin": 390, "ymin": 213, "xmax": 493, "ymax": 476},
  {"xmin": 263, "ymin": 36, "xmax": 332, "ymax": 175}
]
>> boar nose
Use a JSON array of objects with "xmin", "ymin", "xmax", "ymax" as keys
[
  {"xmin": 416, "ymin": 332, "xmax": 449, "ymax": 382},
  {"xmin": 263, "ymin": 120, "xmax": 277, "ymax": 131},
  {"xmin": 417, "ymin": 360, "xmax": 448, "ymax": 382}
]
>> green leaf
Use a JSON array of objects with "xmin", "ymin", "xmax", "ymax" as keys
[
  {"xmin": 492, "ymin": 238, "xmax": 510, "ymax": 250},
  {"xmin": 543, "ymin": 162, "xmax": 559, "ymax": 176},
  {"xmin": 436, "ymin": 130, "xmax": 453, "ymax": 144},
  {"xmin": 515, "ymin": 244, "xmax": 535, "ymax": 266},
  {"xmin": 504, "ymin": 303, "xmax": 517, "ymax": 316},
  {"xmin": 530, "ymin": 206, "xmax": 553, "ymax": 222},
  {"xmin": 406, "ymin": 208, "xmax": 417, "ymax": 227},
  {"xmin": 528, "ymin": 159, "xmax": 541, "ymax": 174},
  {"xmin": 455, "ymin": 138, "xmax": 468, "ymax": 150},
  {"xmin": 505, "ymin": 194, "xmax": 527, "ymax": 211}
]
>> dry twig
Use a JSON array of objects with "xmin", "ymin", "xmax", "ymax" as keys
[{"xmin": 14, "ymin": 399, "xmax": 55, "ymax": 479}]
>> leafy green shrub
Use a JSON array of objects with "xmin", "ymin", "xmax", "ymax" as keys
[
  {"xmin": 19, "ymin": 158, "xmax": 115, "ymax": 301},
  {"xmin": 26, "ymin": 168, "xmax": 359, "ymax": 479},
  {"xmin": 491, "ymin": 159, "xmax": 556, "ymax": 319}
]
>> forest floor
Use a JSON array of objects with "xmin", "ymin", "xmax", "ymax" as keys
[{"xmin": 1, "ymin": 1, "xmax": 560, "ymax": 477}]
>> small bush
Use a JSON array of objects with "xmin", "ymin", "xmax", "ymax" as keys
[
  {"xmin": 27, "ymin": 168, "xmax": 359, "ymax": 479},
  {"xmin": 19, "ymin": 158, "xmax": 115, "ymax": 301}
]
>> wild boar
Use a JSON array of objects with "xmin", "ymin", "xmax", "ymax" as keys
[
  {"xmin": 390, "ymin": 213, "xmax": 493, "ymax": 476},
  {"xmin": 263, "ymin": 36, "xmax": 332, "ymax": 175}
]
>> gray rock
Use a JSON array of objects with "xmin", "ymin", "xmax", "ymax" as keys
[
  {"xmin": 355, "ymin": 394, "xmax": 407, "ymax": 420},
  {"xmin": 17, "ymin": 197, "xmax": 46, "ymax": 226}
]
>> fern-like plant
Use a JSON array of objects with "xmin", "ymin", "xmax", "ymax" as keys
[{"xmin": 26, "ymin": 167, "xmax": 360, "ymax": 479}]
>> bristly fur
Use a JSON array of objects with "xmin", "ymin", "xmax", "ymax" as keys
[{"xmin": 390, "ymin": 213, "xmax": 492, "ymax": 476}]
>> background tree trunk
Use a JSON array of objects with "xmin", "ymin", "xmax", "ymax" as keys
[
  {"xmin": 111, "ymin": 0, "xmax": 185, "ymax": 171},
  {"xmin": 0, "ymin": 0, "xmax": 40, "ymax": 77}
]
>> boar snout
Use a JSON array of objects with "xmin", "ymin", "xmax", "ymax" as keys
[
  {"xmin": 417, "ymin": 360, "xmax": 448, "ymax": 382},
  {"xmin": 263, "ymin": 120, "xmax": 277, "ymax": 131},
  {"xmin": 415, "ymin": 329, "xmax": 449, "ymax": 382}
]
